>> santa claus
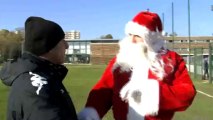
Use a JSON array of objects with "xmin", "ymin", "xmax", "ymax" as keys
[{"xmin": 78, "ymin": 11, "xmax": 196, "ymax": 120}]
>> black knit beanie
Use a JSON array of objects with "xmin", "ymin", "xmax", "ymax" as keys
[{"xmin": 24, "ymin": 16, "xmax": 65, "ymax": 55}]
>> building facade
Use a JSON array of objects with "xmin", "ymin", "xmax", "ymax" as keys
[
  {"xmin": 65, "ymin": 39, "xmax": 118, "ymax": 64},
  {"xmin": 65, "ymin": 30, "xmax": 80, "ymax": 40},
  {"xmin": 65, "ymin": 36, "xmax": 213, "ymax": 64}
]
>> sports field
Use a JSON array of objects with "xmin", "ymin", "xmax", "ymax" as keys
[{"xmin": 0, "ymin": 65, "xmax": 213, "ymax": 120}]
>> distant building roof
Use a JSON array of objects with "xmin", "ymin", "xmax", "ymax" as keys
[{"xmin": 65, "ymin": 39, "xmax": 120, "ymax": 43}]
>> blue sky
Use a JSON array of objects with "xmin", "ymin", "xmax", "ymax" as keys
[{"xmin": 0, "ymin": 0, "xmax": 213, "ymax": 39}]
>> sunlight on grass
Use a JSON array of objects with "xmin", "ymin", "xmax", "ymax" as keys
[{"xmin": 0, "ymin": 65, "xmax": 213, "ymax": 120}]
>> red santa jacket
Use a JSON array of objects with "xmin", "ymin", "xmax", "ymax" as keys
[{"xmin": 85, "ymin": 50, "xmax": 196, "ymax": 120}]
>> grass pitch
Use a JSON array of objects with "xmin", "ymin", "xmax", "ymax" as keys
[{"xmin": 0, "ymin": 65, "xmax": 213, "ymax": 120}]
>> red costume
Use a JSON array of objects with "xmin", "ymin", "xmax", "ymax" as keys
[{"xmin": 78, "ymin": 11, "xmax": 196, "ymax": 120}]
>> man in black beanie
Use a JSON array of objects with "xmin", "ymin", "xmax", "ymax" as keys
[{"xmin": 0, "ymin": 16, "xmax": 78, "ymax": 120}]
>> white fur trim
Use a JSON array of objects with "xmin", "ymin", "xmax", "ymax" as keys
[
  {"xmin": 125, "ymin": 80, "xmax": 159, "ymax": 120},
  {"xmin": 140, "ymin": 79, "xmax": 159, "ymax": 116},
  {"xmin": 120, "ymin": 60, "xmax": 159, "ymax": 119},
  {"xmin": 78, "ymin": 107, "xmax": 100, "ymax": 120},
  {"xmin": 125, "ymin": 21, "xmax": 149, "ymax": 37},
  {"xmin": 125, "ymin": 21, "xmax": 165, "ymax": 52}
]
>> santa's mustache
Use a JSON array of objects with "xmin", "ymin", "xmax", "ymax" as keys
[
  {"xmin": 117, "ymin": 37, "xmax": 167, "ymax": 80},
  {"xmin": 118, "ymin": 38, "xmax": 148, "ymax": 59},
  {"xmin": 116, "ymin": 38, "xmax": 150, "ymax": 68}
]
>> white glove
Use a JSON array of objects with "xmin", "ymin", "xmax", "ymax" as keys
[
  {"xmin": 78, "ymin": 107, "xmax": 100, "ymax": 120},
  {"xmin": 120, "ymin": 79, "xmax": 159, "ymax": 116}
]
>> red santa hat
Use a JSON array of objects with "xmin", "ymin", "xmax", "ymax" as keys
[{"xmin": 125, "ymin": 11, "xmax": 164, "ymax": 52}]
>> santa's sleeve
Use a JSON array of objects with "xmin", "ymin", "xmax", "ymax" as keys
[
  {"xmin": 159, "ymin": 53, "xmax": 196, "ymax": 111},
  {"xmin": 82, "ymin": 57, "xmax": 116, "ymax": 119}
]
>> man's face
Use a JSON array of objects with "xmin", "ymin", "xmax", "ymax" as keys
[
  {"xmin": 127, "ymin": 34, "xmax": 144, "ymax": 44},
  {"xmin": 47, "ymin": 39, "xmax": 69, "ymax": 64}
]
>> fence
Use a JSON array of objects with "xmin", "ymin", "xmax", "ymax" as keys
[{"xmin": 179, "ymin": 43, "xmax": 213, "ymax": 84}]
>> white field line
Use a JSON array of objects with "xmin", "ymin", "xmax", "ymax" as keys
[
  {"xmin": 197, "ymin": 90, "xmax": 213, "ymax": 98},
  {"xmin": 202, "ymin": 81, "xmax": 209, "ymax": 83}
]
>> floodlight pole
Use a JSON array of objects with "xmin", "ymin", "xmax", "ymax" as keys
[
  {"xmin": 211, "ymin": 5, "xmax": 213, "ymax": 11},
  {"xmin": 209, "ymin": 5, "xmax": 213, "ymax": 83},
  {"xmin": 188, "ymin": 0, "xmax": 191, "ymax": 72},
  {"xmin": 172, "ymin": 2, "xmax": 175, "ymax": 50},
  {"xmin": 162, "ymin": 13, "xmax": 165, "ymax": 29}
]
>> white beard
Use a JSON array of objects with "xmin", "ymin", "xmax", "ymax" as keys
[
  {"xmin": 116, "ymin": 37, "xmax": 166, "ymax": 80},
  {"xmin": 116, "ymin": 37, "xmax": 149, "ymax": 72},
  {"xmin": 117, "ymin": 38, "xmax": 160, "ymax": 119}
]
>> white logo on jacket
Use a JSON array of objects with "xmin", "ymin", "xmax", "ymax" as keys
[{"xmin": 29, "ymin": 72, "xmax": 48, "ymax": 95}]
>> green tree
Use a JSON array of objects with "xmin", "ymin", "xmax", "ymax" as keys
[
  {"xmin": 100, "ymin": 34, "xmax": 113, "ymax": 39},
  {"xmin": 0, "ymin": 29, "xmax": 23, "ymax": 62}
]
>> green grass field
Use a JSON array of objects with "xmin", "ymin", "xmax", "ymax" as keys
[{"xmin": 0, "ymin": 65, "xmax": 213, "ymax": 120}]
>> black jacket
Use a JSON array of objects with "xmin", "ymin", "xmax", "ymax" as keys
[{"xmin": 0, "ymin": 53, "xmax": 78, "ymax": 120}]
